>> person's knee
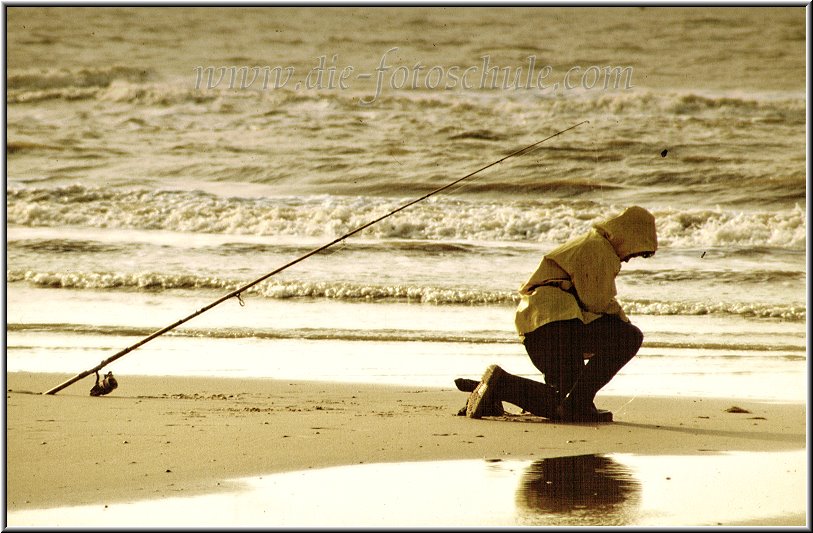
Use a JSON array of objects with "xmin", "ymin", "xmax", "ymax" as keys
[{"xmin": 626, "ymin": 324, "xmax": 644, "ymax": 354}]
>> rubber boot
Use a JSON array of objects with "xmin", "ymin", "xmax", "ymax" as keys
[
  {"xmin": 455, "ymin": 377, "xmax": 504, "ymax": 416},
  {"xmin": 556, "ymin": 352, "xmax": 635, "ymax": 423},
  {"xmin": 466, "ymin": 365, "xmax": 560, "ymax": 419}
]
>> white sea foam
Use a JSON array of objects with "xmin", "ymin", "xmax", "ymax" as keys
[
  {"xmin": 6, "ymin": 269, "xmax": 805, "ymax": 322},
  {"xmin": 6, "ymin": 186, "xmax": 806, "ymax": 249}
]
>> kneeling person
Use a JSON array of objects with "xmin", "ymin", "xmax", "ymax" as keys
[{"xmin": 466, "ymin": 206, "xmax": 657, "ymax": 422}]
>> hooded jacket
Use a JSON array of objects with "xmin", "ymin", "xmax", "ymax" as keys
[{"xmin": 515, "ymin": 206, "xmax": 657, "ymax": 337}]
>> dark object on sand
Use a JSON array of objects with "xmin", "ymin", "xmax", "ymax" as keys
[
  {"xmin": 725, "ymin": 406, "xmax": 751, "ymax": 414},
  {"xmin": 90, "ymin": 371, "xmax": 118, "ymax": 396},
  {"xmin": 661, "ymin": 149, "xmax": 668, "ymax": 157}
]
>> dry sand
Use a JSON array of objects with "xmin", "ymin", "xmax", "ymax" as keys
[{"xmin": 5, "ymin": 371, "xmax": 807, "ymax": 524}]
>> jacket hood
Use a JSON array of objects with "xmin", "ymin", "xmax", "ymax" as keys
[{"xmin": 593, "ymin": 206, "xmax": 658, "ymax": 260}]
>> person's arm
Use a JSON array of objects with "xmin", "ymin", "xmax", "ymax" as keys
[{"xmin": 569, "ymin": 246, "xmax": 622, "ymax": 315}]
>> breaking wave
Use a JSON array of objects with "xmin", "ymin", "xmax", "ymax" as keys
[
  {"xmin": 7, "ymin": 185, "xmax": 806, "ymax": 249},
  {"xmin": 7, "ymin": 63, "xmax": 804, "ymax": 121},
  {"xmin": 6, "ymin": 65, "xmax": 158, "ymax": 103},
  {"xmin": 7, "ymin": 269, "xmax": 805, "ymax": 321}
]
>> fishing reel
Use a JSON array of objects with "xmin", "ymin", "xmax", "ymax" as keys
[{"xmin": 89, "ymin": 370, "xmax": 118, "ymax": 397}]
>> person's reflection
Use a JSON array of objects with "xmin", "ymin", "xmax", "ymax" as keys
[{"xmin": 515, "ymin": 454, "xmax": 641, "ymax": 526}]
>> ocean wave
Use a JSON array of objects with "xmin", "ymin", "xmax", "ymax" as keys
[
  {"xmin": 6, "ymin": 65, "xmax": 155, "ymax": 103},
  {"xmin": 654, "ymin": 205, "xmax": 806, "ymax": 249},
  {"xmin": 209, "ymin": 239, "xmax": 485, "ymax": 256},
  {"xmin": 6, "ymin": 141, "xmax": 69, "ymax": 154},
  {"xmin": 7, "ymin": 237, "xmax": 486, "ymax": 258},
  {"xmin": 4, "ymin": 270, "xmax": 512, "ymax": 304},
  {"xmin": 382, "ymin": 88, "xmax": 804, "ymax": 120},
  {"xmin": 7, "ymin": 64, "xmax": 804, "ymax": 119},
  {"xmin": 11, "ymin": 238, "xmax": 132, "ymax": 254},
  {"xmin": 7, "ymin": 323, "xmax": 806, "ymax": 353},
  {"xmin": 623, "ymin": 299, "xmax": 804, "ymax": 322},
  {"xmin": 6, "ymin": 323, "xmax": 516, "ymax": 345},
  {"xmin": 7, "ymin": 269, "xmax": 805, "ymax": 322},
  {"xmin": 97, "ymin": 81, "xmax": 221, "ymax": 106},
  {"xmin": 7, "ymin": 185, "xmax": 806, "ymax": 249},
  {"xmin": 665, "ymin": 92, "xmax": 804, "ymax": 116},
  {"xmin": 7, "ymin": 80, "xmax": 221, "ymax": 106},
  {"xmin": 448, "ymin": 129, "xmax": 508, "ymax": 142},
  {"xmin": 7, "ymin": 65, "xmax": 152, "ymax": 91},
  {"xmin": 643, "ymin": 269, "xmax": 804, "ymax": 284},
  {"xmin": 7, "ymin": 87, "xmax": 100, "ymax": 104}
]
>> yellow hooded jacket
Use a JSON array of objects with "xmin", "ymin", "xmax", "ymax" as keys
[{"xmin": 515, "ymin": 206, "xmax": 658, "ymax": 338}]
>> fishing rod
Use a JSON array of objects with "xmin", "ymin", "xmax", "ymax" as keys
[{"xmin": 43, "ymin": 120, "xmax": 588, "ymax": 395}]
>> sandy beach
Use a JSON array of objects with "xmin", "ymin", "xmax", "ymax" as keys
[
  {"xmin": 6, "ymin": 5, "xmax": 807, "ymax": 528},
  {"xmin": 5, "ymin": 371, "xmax": 806, "ymax": 525}
]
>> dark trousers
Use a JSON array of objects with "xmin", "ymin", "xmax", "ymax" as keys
[{"xmin": 523, "ymin": 316, "xmax": 643, "ymax": 407}]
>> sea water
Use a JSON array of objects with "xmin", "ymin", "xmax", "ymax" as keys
[
  {"xmin": 5, "ymin": 7, "xmax": 807, "ymax": 401},
  {"xmin": 6, "ymin": 450, "xmax": 807, "ymax": 526}
]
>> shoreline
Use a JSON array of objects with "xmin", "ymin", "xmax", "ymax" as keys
[{"xmin": 5, "ymin": 371, "xmax": 807, "ymax": 524}]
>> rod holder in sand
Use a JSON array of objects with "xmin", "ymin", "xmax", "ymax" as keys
[{"xmin": 43, "ymin": 120, "xmax": 588, "ymax": 395}]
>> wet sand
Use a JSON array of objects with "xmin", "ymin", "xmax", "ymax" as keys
[{"xmin": 5, "ymin": 371, "xmax": 807, "ymax": 525}]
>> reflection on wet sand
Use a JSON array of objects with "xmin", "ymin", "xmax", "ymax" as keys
[
  {"xmin": 6, "ymin": 450, "xmax": 805, "ymax": 526},
  {"xmin": 515, "ymin": 454, "xmax": 641, "ymax": 526}
]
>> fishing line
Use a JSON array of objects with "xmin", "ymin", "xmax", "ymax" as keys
[
  {"xmin": 616, "ymin": 394, "xmax": 638, "ymax": 414},
  {"xmin": 43, "ymin": 120, "xmax": 589, "ymax": 395},
  {"xmin": 591, "ymin": 121, "xmax": 604, "ymax": 202},
  {"xmin": 441, "ymin": 140, "xmax": 555, "ymax": 198}
]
